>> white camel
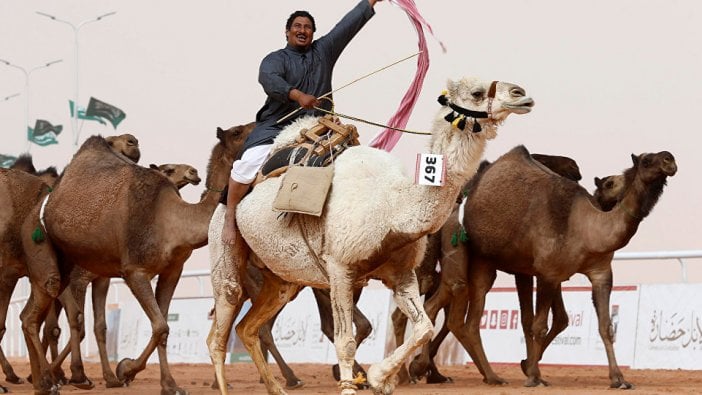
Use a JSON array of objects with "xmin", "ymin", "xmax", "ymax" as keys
[{"xmin": 207, "ymin": 76, "xmax": 534, "ymax": 395}]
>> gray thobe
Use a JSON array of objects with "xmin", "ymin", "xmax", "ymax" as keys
[{"xmin": 244, "ymin": 0, "xmax": 375, "ymax": 151}]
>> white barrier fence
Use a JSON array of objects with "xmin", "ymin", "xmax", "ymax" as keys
[{"xmin": 4, "ymin": 250, "xmax": 702, "ymax": 369}]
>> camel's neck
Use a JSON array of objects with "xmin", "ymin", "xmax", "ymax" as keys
[
  {"xmin": 581, "ymin": 174, "xmax": 664, "ymax": 252},
  {"xmin": 395, "ymin": 121, "xmax": 487, "ymax": 235},
  {"xmin": 171, "ymin": 144, "xmax": 235, "ymax": 248}
]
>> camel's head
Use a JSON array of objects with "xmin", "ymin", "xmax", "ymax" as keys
[
  {"xmin": 36, "ymin": 166, "xmax": 60, "ymax": 187},
  {"xmin": 150, "ymin": 163, "xmax": 201, "ymax": 190},
  {"xmin": 216, "ymin": 122, "xmax": 256, "ymax": 158},
  {"xmin": 630, "ymin": 151, "xmax": 677, "ymax": 183},
  {"xmin": 106, "ymin": 133, "xmax": 141, "ymax": 163},
  {"xmin": 10, "ymin": 153, "xmax": 37, "ymax": 174},
  {"xmin": 440, "ymin": 77, "xmax": 534, "ymax": 140},
  {"xmin": 594, "ymin": 174, "xmax": 626, "ymax": 211}
]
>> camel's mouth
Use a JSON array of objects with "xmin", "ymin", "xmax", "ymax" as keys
[
  {"xmin": 503, "ymin": 97, "xmax": 535, "ymax": 114},
  {"xmin": 191, "ymin": 177, "xmax": 202, "ymax": 185}
]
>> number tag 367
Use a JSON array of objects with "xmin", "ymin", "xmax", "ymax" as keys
[{"xmin": 415, "ymin": 153, "xmax": 445, "ymax": 186}]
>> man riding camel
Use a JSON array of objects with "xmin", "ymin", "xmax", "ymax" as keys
[{"xmin": 222, "ymin": 0, "xmax": 382, "ymax": 244}]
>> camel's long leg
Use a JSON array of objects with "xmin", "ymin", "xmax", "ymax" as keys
[
  {"xmin": 21, "ymin": 285, "xmax": 60, "ymax": 394},
  {"xmin": 207, "ymin": 206, "xmax": 248, "ymax": 394},
  {"xmin": 367, "ymin": 269, "xmax": 433, "ymax": 395},
  {"xmin": 235, "ymin": 269, "xmax": 299, "ymax": 395},
  {"xmin": 515, "ymin": 274, "xmax": 536, "ymax": 377},
  {"xmin": 409, "ymin": 277, "xmax": 452, "ymax": 381},
  {"xmin": 56, "ymin": 276, "xmax": 94, "ymax": 389},
  {"xmin": 20, "ymin": 230, "xmax": 63, "ymax": 394},
  {"xmin": 522, "ymin": 279, "xmax": 558, "ymax": 387},
  {"xmin": 424, "ymin": 308, "xmax": 452, "ymax": 384},
  {"xmin": 0, "ymin": 273, "xmax": 23, "ymax": 385},
  {"xmin": 312, "ymin": 287, "xmax": 369, "ymax": 384},
  {"xmin": 91, "ymin": 276, "xmax": 123, "ymax": 387},
  {"xmin": 206, "ymin": 287, "xmax": 244, "ymax": 395},
  {"xmin": 153, "ymin": 262, "xmax": 186, "ymax": 394},
  {"xmin": 258, "ymin": 313, "xmax": 304, "ymax": 389},
  {"xmin": 460, "ymin": 259, "xmax": 506, "ymax": 385},
  {"xmin": 540, "ymin": 283, "xmax": 569, "ymax": 358},
  {"xmin": 115, "ymin": 268, "xmax": 184, "ymax": 394},
  {"xmin": 326, "ymin": 265, "xmax": 358, "ymax": 395},
  {"xmin": 587, "ymin": 269, "xmax": 632, "ymax": 389}
]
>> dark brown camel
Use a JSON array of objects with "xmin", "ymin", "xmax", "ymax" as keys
[
  {"xmin": 0, "ymin": 168, "xmax": 55, "ymax": 393},
  {"xmin": 402, "ymin": 153, "xmax": 583, "ymax": 384},
  {"xmin": 456, "ymin": 146, "xmax": 675, "ymax": 388},
  {"xmin": 19, "ymin": 123, "xmax": 253, "ymax": 395}
]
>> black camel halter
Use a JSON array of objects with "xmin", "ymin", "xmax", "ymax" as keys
[{"xmin": 437, "ymin": 80, "xmax": 498, "ymax": 133}]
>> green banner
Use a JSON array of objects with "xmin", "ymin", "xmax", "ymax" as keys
[
  {"xmin": 28, "ymin": 119, "xmax": 62, "ymax": 146},
  {"xmin": 0, "ymin": 153, "xmax": 17, "ymax": 168},
  {"xmin": 85, "ymin": 97, "xmax": 126, "ymax": 128}
]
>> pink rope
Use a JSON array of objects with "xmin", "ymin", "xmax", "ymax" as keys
[{"xmin": 368, "ymin": 0, "xmax": 445, "ymax": 152}]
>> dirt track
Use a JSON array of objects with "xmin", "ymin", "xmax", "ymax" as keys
[{"xmin": 5, "ymin": 360, "xmax": 701, "ymax": 394}]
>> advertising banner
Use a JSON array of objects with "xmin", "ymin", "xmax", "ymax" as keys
[
  {"xmin": 453, "ymin": 286, "xmax": 639, "ymax": 367},
  {"xmin": 634, "ymin": 284, "xmax": 702, "ymax": 369}
]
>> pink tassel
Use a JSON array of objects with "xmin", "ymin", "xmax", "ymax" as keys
[{"xmin": 368, "ymin": 0, "xmax": 445, "ymax": 152}]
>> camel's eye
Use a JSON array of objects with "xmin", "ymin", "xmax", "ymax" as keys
[
  {"xmin": 605, "ymin": 180, "xmax": 613, "ymax": 189},
  {"xmin": 642, "ymin": 158, "xmax": 652, "ymax": 167},
  {"xmin": 471, "ymin": 89, "xmax": 485, "ymax": 100}
]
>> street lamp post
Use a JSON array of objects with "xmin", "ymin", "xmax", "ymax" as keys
[
  {"xmin": 36, "ymin": 11, "xmax": 116, "ymax": 147},
  {"xmin": 0, "ymin": 58, "xmax": 63, "ymax": 151}
]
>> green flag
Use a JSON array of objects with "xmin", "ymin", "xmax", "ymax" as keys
[
  {"xmin": 85, "ymin": 97, "xmax": 126, "ymax": 128},
  {"xmin": 28, "ymin": 119, "xmax": 62, "ymax": 146},
  {"xmin": 0, "ymin": 154, "xmax": 17, "ymax": 168},
  {"xmin": 69, "ymin": 100, "xmax": 107, "ymax": 125}
]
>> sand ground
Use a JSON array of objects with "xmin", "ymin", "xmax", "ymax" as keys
[{"xmin": 4, "ymin": 360, "xmax": 701, "ymax": 394}]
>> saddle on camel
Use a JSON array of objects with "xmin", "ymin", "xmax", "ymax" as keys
[{"xmin": 257, "ymin": 114, "xmax": 360, "ymax": 216}]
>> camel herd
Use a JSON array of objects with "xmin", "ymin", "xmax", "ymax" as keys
[{"xmin": 0, "ymin": 76, "xmax": 677, "ymax": 395}]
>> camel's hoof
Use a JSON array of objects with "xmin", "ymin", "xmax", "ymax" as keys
[
  {"xmin": 161, "ymin": 388, "xmax": 188, "ymax": 395},
  {"xmin": 69, "ymin": 377, "xmax": 95, "ymax": 390},
  {"xmin": 0, "ymin": 385, "xmax": 8, "ymax": 394},
  {"xmin": 611, "ymin": 381, "xmax": 634, "ymax": 390},
  {"xmin": 33, "ymin": 383, "xmax": 60, "ymax": 395},
  {"xmin": 116, "ymin": 358, "xmax": 138, "ymax": 385},
  {"xmin": 483, "ymin": 376, "xmax": 509, "ymax": 386},
  {"xmin": 367, "ymin": 364, "xmax": 397, "ymax": 395},
  {"xmin": 426, "ymin": 373, "xmax": 453, "ymax": 384},
  {"xmin": 5, "ymin": 372, "xmax": 23, "ymax": 384},
  {"xmin": 105, "ymin": 376, "xmax": 126, "ymax": 388},
  {"xmin": 26, "ymin": 374, "xmax": 33, "ymax": 383},
  {"xmin": 524, "ymin": 377, "xmax": 549, "ymax": 387},
  {"xmin": 210, "ymin": 381, "xmax": 233, "ymax": 390},
  {"xmin": 285, "ymin": 379, "xmax": 304, "ymax": 390}
]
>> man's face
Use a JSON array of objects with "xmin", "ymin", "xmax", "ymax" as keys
[{"xmin": 286, "ymin": 16, "xmax": 314, "ymax": 50}]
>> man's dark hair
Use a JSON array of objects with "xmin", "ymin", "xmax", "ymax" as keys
[{"xmin": 286, "ymin": 10, "xmax": 316, "ymax": 32}]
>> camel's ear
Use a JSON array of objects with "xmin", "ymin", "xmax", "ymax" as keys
[
  {"xmin": 216, "ymin": 127, "xmax": 225, "ymax": 140},
  {"xmin": 594, "ymin": 177, "xmax": 602, "ymax": 187},
  {"xmin": 631, "ymin": 153, "xmax": 639, "ymax": 165},
  {"xmin": 445, "ymin": 78, "xmax": 457, "ymax": 96}
]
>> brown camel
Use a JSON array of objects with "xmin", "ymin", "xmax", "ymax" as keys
[
  {"xmin": 19, "ymin": 123, "xmax": 253, "ymax": 395},
  {"xmin": 400, "ymin": 153, "xmax": 583, "ymax": 384},
  {"xmin": 10, "ymin": 154, "xmax": 59, "ymax": 187},
  {"xmin": 105, "ymin": 134, "xmax": 141, "ymax": 163},
  {"xmin": 150, "ymin": 163, "xmax": 202, "ymax": 189},
  {"xmin": 0, "ymin": 169, "xmax": 54, "ymax": 393},
  {"xmin": 455, "ymin": 146, "xmax": 676, "ymax": 388},
  {"xmin": 41, "ymin": 161, "xmax": 206, "ymax": 389}
]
